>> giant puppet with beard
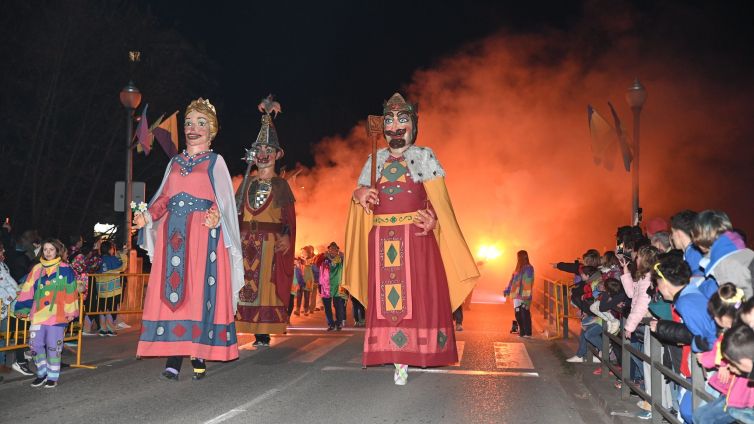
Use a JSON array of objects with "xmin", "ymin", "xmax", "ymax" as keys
[{"xmin": 344, "ymin": 93, "xmax": 479, "ymax": 385}]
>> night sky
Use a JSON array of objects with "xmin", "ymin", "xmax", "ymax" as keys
[{"xmin": 142, "ymin": 1, "xmax": 583, "ymax": 171}]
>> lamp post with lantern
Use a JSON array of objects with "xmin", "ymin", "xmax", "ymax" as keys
[
  {"xmin": 625, "ymin": 78, "xmax": 647, "ymax": 226},
  {"xmin": 119, "ymin": 80, "xmax": 142, "ymax": 252}
]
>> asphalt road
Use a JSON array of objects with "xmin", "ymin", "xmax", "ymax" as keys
[{"xmin": 0, "ymin": 303, "xmax": 609, "ymax": 424}]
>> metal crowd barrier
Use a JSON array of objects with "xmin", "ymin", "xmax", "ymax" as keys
[
  {"xmin": 0, "ymin": 273, "xmax": 149, "ymax": 371},
  {"xmin": 537, "ymin": 277, "xmax": 581, "ymax": 339},
  {"xmin": 1, "ymin": 294, "xmax": 94, "ymax": 369},
  {"xmin": 585, "ymin": 319, "xmax": 714, "ymax": 424}
]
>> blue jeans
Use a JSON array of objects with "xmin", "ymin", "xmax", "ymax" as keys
[
  {"xmin": 576, "ymin": 323, "xmax": 603, "ymax": 357},
  {"xmin": 323, "ymin": 297, "xmax": 346, "ymax": 327},
  {"xmin": 692, "ymin": 395, "xmax": 733, "ymax": 424},
  {"xmin": 729, "ymin": 406, "xmax": 754, "ymax": 424}
]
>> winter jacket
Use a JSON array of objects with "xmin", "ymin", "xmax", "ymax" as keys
[
  {"xmin": 701, "ymin": 232, "xmax": 753, "ymax": 299},
  {"xmin": 673, "ymin": 283, "xmax": 717, "ymax": 353},
  {"xmin": 14, "ymin": 258, "xmax": 79, "ymax": 326},
  {"xmin": 504, "ymin": 265, "xmax": 534, "ymax": 306},
  {"xmin": 620, "ymin": 271, "xmax": 652, "ymax": 333},
  {"xmin": 0, "ymin": 262, "xmax": 19, "ymax": 320},
  {"xmin": 700, "ymin": 334, "xmax": 754, "ymax": 409},
  {"xmin": 319, "ymin": 253, "xmax": 344, "ymax": 299},
  {"xmin": 654, "ymin": 320, "xmax": 693, "ymax": 345}
]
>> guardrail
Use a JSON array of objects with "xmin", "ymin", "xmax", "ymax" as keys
[
  {"xmin": 585, "ymin": 319, "xmax": 714, "ymax": 423},
  {"xmin": 1, "ymin": 273, "xmax": 149, "ymax": 371},
  {"xmin": 537, "ymin": 277, "xmax": 581, "ymax": 339}
]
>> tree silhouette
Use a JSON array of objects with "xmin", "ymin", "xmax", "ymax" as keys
[{"xmin": 0, "ymin": 0, "xmax": 217, "ymax": 242}]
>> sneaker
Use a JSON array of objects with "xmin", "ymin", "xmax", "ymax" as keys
[
  {"xmin": 30, "ymin": 376, "xmax": 47, "ymax": 387},
  {"xmin": 116, "ymin": 322, "xmax": 131, "ymax": 329},
  {"xmin": 106, "ymin": 330, "xmax": 117, "ymax": 337},
  {"xmin": 566, "ymin": 355, "xmax": 585, "ymax": 363},
  {"xmin": 591, "ymin": 355, "xmax": 601, "ymax": 363},
  {"xmin": 336, "ymin": 325, "xmax": 342, "ymax": 331},
  {"xmin": 252, "ymin": 340, "xmax": 262, "ymax": 346},
  {"xmin": 636, "ymin": 411, "xmax": 652, "ymax": 420},
  {"xmin": 327, "ymin": 325, "xmax": 335, "ymax": 332},
  {"xmin": 43, "ymin": 380, "xmax": 57, "ymax": 389},
  {"xmin": 160, "ymin": 370, "xmax": 179, "ymax": 381},
  {"xmin": 12, "ymin": 362, "xmax": 34, "ymax": 376},
  {"xmin": 455, "ymin": 324, "xmax": 463, "ymax": 332},
  {"xmin": 192, "ymin": 371, "xmax": 207, "ymax": 380},
  {"xmin": 259, "ymin": 341, "xmax": 270, "ymax": 347},
  {"xmin": 82, "ymin": 330, "xmax": 97, "ymax": 336},
  {"xmin": 98, "ymin": 330, "xmax": 108, "ymax": 337},
  {"xmin": 637, "ymin": 400, "xmax": 651, "ymax": 411}
]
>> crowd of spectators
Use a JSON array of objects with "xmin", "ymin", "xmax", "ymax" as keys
[{"xmin": 558, "ymin": 210, "xmax": 754, "ymax": 423}]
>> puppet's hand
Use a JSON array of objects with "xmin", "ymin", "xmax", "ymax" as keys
[
  {"xmin": 275, "ymin": 234, "xmax": 291, "ymax": 255},
  {"xmin": 354, "ymin": 187, "xmax": 379, "ymax": 214},
  {"xmin": 414, "ymin": 209, "xmax": 437, "ymax": 236}
]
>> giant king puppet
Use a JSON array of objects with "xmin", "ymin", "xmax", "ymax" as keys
[{"xmin": 344, "ymin": 93, "xmax": 479, "ymax": 385}]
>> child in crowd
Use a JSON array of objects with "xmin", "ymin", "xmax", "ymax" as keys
[
  {"xmin": 14, "ymin": 239, "xmax": 79, "ymax": 388},
  {"xmin": 720, "ymin": 324, "xmax": 754, "ymax": 423},
  {"xmin": 693, "ymin": 283, "xmax": 754, "ymax": 424}
]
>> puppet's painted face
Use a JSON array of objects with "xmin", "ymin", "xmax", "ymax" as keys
[
  {"xmin": 184, "ymin": 111, "xmax": 211, "ymax": 148},
  {"xmin": 383, "ymin": 110, "xmax": 414, "ymax": 154},
  {"xmin": 252, "ymin": 145, "xmax": 280, "ymax": 170}
]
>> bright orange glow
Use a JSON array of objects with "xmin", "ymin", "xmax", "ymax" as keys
[{"xmin": 477, "ymin": 244, "xmax": 503, "ymax": 261}]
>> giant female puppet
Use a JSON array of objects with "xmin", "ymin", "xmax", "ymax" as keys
[
  {"xmin": 235, "ymin": 97, "xmax": 296, "ymax": 347},
  {"xmin": 344, "ymin": 93, "xmax": 479, "ymax": 385},
  {"xmin": 134, "ymin": 98, "xmax": 243, "ymax": 381}
]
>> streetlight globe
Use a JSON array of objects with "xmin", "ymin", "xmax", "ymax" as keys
[
  {"xmin": 625, "ymin": 78, "xmax": 647, "ymax": 109},
  {"xmin": 120, "ymin": 81, "xmax": 142, "ymax": 110}
]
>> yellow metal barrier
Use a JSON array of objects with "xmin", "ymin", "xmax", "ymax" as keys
[
  {"xmin": 0, "ymin": 294, "xmax": 94, "ymax": 369},
  {"xmin": 1, "ymin": 273, "xmax": 149, "ymax": 371},
  {"xmin": 536, "ymin": 277, "xmax": 580, "ymax": 339}
]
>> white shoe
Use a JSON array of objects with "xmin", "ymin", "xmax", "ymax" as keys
[
  {"xmin": 566, "ymin": 355, "xmax": 585, "ymax": 363},
  {"xmin": 393, "ymin": 364, "xmax": 408, "ymax": 385},
  {"xmin": 116, "ymin": 322, "xmax": 131, "ymax": 329},
  {"xmin": 591, "ymin": 356, "xmax": 601, "ymax": 363}
]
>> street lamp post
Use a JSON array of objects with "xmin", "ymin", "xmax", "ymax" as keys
[
  {"xmin": 625, "ymin": 78, "xmax": 647, "ymax": 226},
  {"xmin": 119, "ymin": 81, "xmax": 142, "ymax": 252}
]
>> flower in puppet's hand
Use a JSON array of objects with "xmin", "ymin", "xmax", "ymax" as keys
[{"xmin": 131, "ymin": 201, "xmax": 148, "ymax": 214}]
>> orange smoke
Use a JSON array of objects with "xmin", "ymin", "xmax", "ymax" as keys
[{"xmin": 243, "ymin": 11, "xmax": 754, "ymax": 302}]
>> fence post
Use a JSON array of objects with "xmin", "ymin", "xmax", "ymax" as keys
[
  {"xmin": 543, "ymin": 279, "xmax": 549, "ymax": 323},
  {"xmin": 690, "ymin": 350, "xmax": 705, "ymax": 411},
  {"xmin": 621, "ymin": 319, "xmax": 630, "ymax": 400},
  {"xmin": 601, "ymin": 323, "xmax": 609, "ymax": 377},
  {"xmin": 650, "ymin": 332, "xmax": 663, "ymax": 424},
  {"xmin": 561, "ymin": 283, "xmax": 569, "ymax": 339}
]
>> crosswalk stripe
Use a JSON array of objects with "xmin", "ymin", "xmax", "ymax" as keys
[
  {"xmin": 493, "ymin": 342, "xmax": 534, "ymax": 369},
  {"xmin": 321, "ymin": 366, "xmax": 539, "ymax": 378},
  {"xmin": 239, "ymin": 335, "xmax": 291, "ymax": 351},
  {"xmin": 289, "ymin": 337, "xmax": 349, "ymax": 363}
]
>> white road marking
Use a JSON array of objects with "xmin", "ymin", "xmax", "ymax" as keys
[
  {"xmin": 203, "ymin": 372, "xmax": 310, "ymax": 424},
  {"xmin": 494, "ymin": 342, "xmax": 534, "ymax": 369},
  {"xmin": 321, "ymin": 366, "xmax": 539, "ymax": 377}
]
